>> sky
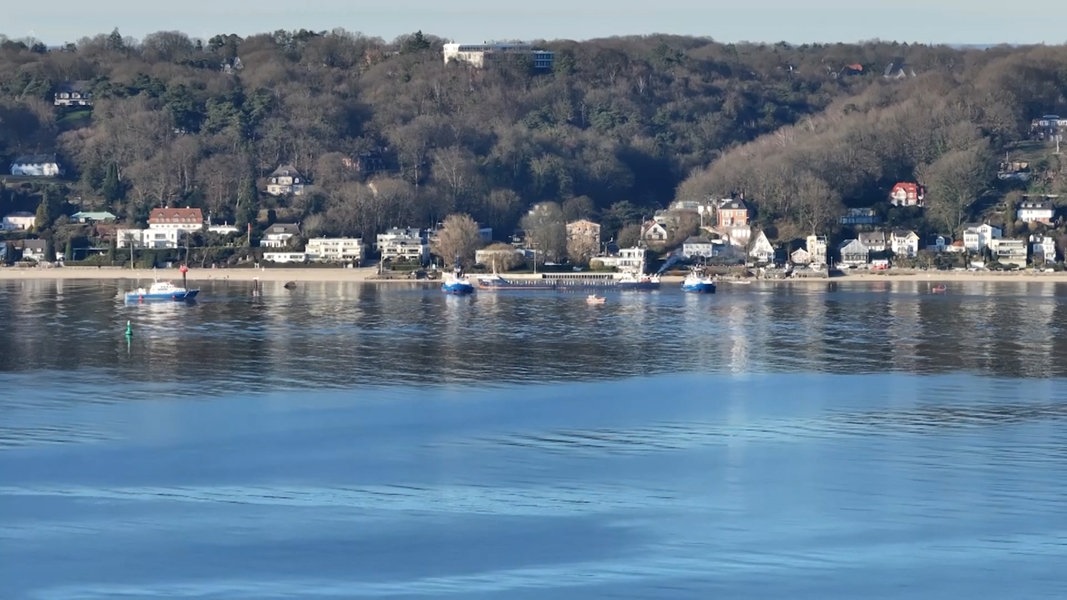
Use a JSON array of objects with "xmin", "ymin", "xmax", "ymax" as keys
[{"xmin": 4, "ymin": 0, "xmax": 1067, "ymax": 47}]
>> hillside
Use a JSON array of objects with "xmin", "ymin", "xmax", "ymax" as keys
[{"xmin": 0, "ymin": 30, "xmax": 1065, "ymax": 247}]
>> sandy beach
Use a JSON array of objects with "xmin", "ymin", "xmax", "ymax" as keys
[{"xmin": 2, "ymin": 265, "xmax": 1067, "ymax": 284}]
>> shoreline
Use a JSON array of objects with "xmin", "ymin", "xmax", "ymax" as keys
[{"xmin": 2, "ymin": 265, "xmax": 1067, "ymax": 285}]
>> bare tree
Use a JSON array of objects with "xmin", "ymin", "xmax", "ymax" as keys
[
  {"xmin": 792, "ymin": 171, "xmax": 843, "ymax": 235},
  {"xmin": 480, "ymin": 242, "xmax": 524, "ymax": 271},
  {"xmin": 520, "ymin": 202, "xmax": 567, "ymax": 263},
  {"xmin": 919, "ymin": 141, "xmax": 996, "ymax": 233},
  {"xmin": 430, "ymin": 213, "xmax": 482, "ymax": 267}
]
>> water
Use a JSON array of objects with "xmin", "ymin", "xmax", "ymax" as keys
[{"xmin": 2, "ymin": 278, "xmax": 1066, "ymax": 598}]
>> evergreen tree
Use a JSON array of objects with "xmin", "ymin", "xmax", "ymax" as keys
[
  {"xmin": 43, "ymin": 232, "xmax": 56, "ymax": 263},
  {"xmin": 235, "ymin": 175, "xmax": 258, "ymax": 231},
  {"xmin": 101, "ymin": 163, "xmax": 124, "ymax": 203},
  {"xmin": 34, "ymin": 201, "xmax": 49, "ymax": 232},
  {"xmin": 34, "ymin": 187, "xmax": 62, "ymax": 231}
]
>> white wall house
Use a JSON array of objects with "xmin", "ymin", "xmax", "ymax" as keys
[
  {"xmin": 19, "ymin": 240, "xmax": 48, "ymax": 262},
  {"xmin": 1017, "ymin": 197, "xmax": 1056, "ymax": 224},
  {"xmin": 116, "ymin": 228, "xmax": 181, "ymax": 249},
  {"xmin": 377, "ymin": 227, "xmax": 428, "ymax": 263},
  {"xmin": 749, "ymin": 230, "xmax": 776, "ymax": 264},
  {"xmin": 305, "ymin": 237, "xmax": 364, "ymax": 264},
  {"xmin": 265, "ymin": 164, "xmax": 306, "ymax": 196},
  {"xmin": 443, "ymin": 42, "xmax": 553, "ymax": 69},
  {"xmin": 2, "ymin": 211, "xmax": 37, "ymax": 231},
  {"xmin": 260, "ymin": 223, "xmax": 300, "ymax": 248},
  {"xmin": 263, "ymin": 252, "xmax": 307, "ymax": 264},
  {"xmin": 10, "ymin": 155, "xmax": 61, "ymax": 177},
  {"xmin": 806, "ymin": 235, "xmax": 828, "ymax": 265},
  {"xmin": 118, "ymin": 207, "xmax": 205, "ymax": 249},
  {"xmin": 1030, "ymin": 234, "xmax": 1057, "ymax": 264},
  {"xmin": 889, "ymin": 230, "xmax": 921, "ymax": 257},
  {"xmin": 54, "ymin": 81, "xmax": 93, "ymax": 107},
  {"xmin": 989, "ymin": 238, "xmax": 1028, "ymax": 266},
  {"xmin": 592, "ymin": 247, "xmax": 647, "ymax": 272},
  {"xmin": 838, "ymin": 239, "xmax": 870, "ymax": 267},
  {"xmin": 962, "ymin": 223, "xmax": 1002, "ymax": 252},
  {"xmin": 858, "ymin": 231, "xmax": 887, "ymax": 252},
  {"xmin": 681, "ymin": 236, "xmax": 716, "ymax": 259}
]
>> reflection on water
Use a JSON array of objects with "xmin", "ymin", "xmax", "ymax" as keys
[
  {"xmin": 4, "ymin": 280, "xmax": 1067, "ymax": 598},
  {"xmin": 5, "ymin": 279, "xmax": 1067, "ymax": 391}
]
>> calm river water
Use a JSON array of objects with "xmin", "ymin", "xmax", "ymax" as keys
[{"xmin": 1, "ymin": 277, "xmax": 1065, "ymax": 598}]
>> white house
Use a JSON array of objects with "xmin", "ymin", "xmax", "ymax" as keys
[
  {"xmin": 260, "ymin": 223, "xmax": 300, "ymax": 248},
  {"xmin": 962, "ymin": 223, "xmax": 1002, "ymax": 253},
  {"xmin": 1017, "ymin": 197, "xmax": 1056, "ymax": 224},
  {"xmin": 889, "ymin": 230, "xmax": 921, "ymax": 257},
  {"xmin": 116, "ymin": 207, "xmax": 205, "ymax": 249},
  {"xmin": 148, "ymin": 207, "xmax": 204, "ymax": 233},
  {"xmin": 989, "ymin": 238, "xmax": 1028, "ymax": 266},
  {"xmin": 2, "ymin": 211, "xmax": 37, "ymax": 231},
  {"xmin": 926, "ymin": 234, "xmax": 953, "ymax": 253},
  {"xmin": 681, "ymin": 236, "xmax": 716, "ymax": 259},
  {"xmin": 640, "ymin": 220, "xmax": 669, "ymax": 244},
  {"xmin": 54, "ymin": 81, "xmax": 93, "ymax": 107},
  {"xmin": 377, "ymin": 227, "xmax": 428, "ymax": 263},
  {"xmin": 10, "ymin": 155, "xmax": 61, "ymax": 177},
  {"xmin": 116, "ymin": 227, "xmax": 180, "ymax": 249},
  {"xmin": 265, "ymin": 164, "xmax": 306, "ymax": 196},
  {"xmin": 263, "ymin": 252, "xmax": 307, "ymax": 264},
  {"xmin": 1030, "ymin": 234, "xmax": 1057, "ymax": 263},
  {"xmin": 305, "ymin": 237, "xmax": 364, "ymax": 264},
  {"xmin": 857, "ymin": 231, "xmax": 887, "ymax": 253},
  {"xmin": 593, "ymin": 247, "xmax": 647, "ymax": 272},
  {"xmin": 443, "ymin": 42, "xmax": 553, "ymax": 69},
  {"xmin": 748, "ymin": 230, "xmax": 776, "ymax": 264},
  {"xmin": 790, "ymin": 248, "xmax": 812, "ymax": 265},
  {"xmin": 806, "ymin": 235, "xmax": 828, "ymax": 265},
  {"xmin": 838, "ymin": 239, "xmax": 870, "ymax": 267},
  {"xmin": 18, "ymin": 239, "xmax": 48, "ymax": 262}
]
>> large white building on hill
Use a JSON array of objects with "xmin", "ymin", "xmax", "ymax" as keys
[{"xmin": 443, "ymin": 42, "xmax": 553, "ymax": 69}]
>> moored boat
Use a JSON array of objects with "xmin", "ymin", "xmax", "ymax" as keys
[
  {"xmin": 475, "ymin": 271, "xmax": 660, "ymax": 290},
  {"xmin": 681, "ymin": 271, "xmax": 716, "ymax": 293},
  {"xmin": 613, "ymin": 271, "xmax": 661, "ymax": 291},
  {"xmin": 475, "ymin": 273, "xmax": 558, "ymax": 290},
  {"xmin": 441, "ymin": 271, "xmax": 475, "ymax": 295},
  {"xmin": 125, "ymin": 280, "xmax": 199, "ymax": 303}
]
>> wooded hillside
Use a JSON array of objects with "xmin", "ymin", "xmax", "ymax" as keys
[{"xmin": 0, "ymin": 29, "xmax": 1065, "ymax": 244}]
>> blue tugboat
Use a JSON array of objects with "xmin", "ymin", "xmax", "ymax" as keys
[
  {"xmin": 124, "ymin": 279, "xmax": 199, "ymax": 302},
  {"xmin": 681, "ymin": 271, "xmax": 716, "ymax": 293},
  {"xmin": 441, "ymin": 268, "xmax": 475, "ymax": 295}
]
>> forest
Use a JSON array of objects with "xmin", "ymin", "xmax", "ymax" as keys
[{"xmin": 0, "ymin": 28, "xmax": 1066, "ymax": 256}]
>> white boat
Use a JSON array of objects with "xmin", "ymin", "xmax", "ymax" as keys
[
  {"xmin": 586, "ymin": 294, "xmax": 606, "ymax": 305},
  {"xmin": 125, "ymin": 279, "xmax": 199, "ymax": 303}
]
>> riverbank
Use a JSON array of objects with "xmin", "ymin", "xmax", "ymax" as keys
[{"xmin": 2, "ymin": 265, "xmax": 1067, "ymax": 284}]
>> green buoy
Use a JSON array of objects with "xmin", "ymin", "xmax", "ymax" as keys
[{"xmin": 125, "ymin": 320, "xmax": 132, "ymax": 337}]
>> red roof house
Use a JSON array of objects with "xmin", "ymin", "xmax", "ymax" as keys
[{"xmin": 889, "ymin": 182, "xmax": 925, "ymax": 207}]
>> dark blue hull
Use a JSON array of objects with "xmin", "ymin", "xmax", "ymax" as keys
[
  {"xmin": 681, "ymin": 282, "xmax": 716, "ymax": 293},
  {"xmin": 441, "ymin": 283, "xmax": 474, "ymax": 295}
]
